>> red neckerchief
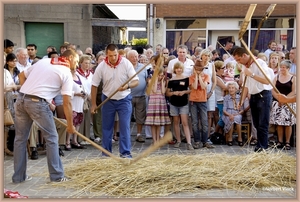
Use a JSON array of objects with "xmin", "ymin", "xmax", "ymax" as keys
[
  {"xmin": 245, "ymin": 57, "xmax": 257, "ymax": 68},
  {"xmin": 104, "ymin": 55, "xmax": 122, "ymax": 68},
  {"xmin": 77, "ymin": 67, "xmax": 91, "ymax": 78},
  {"xmin": 50, "ymin": 56, "xmax": 70, "ymax": 67}
]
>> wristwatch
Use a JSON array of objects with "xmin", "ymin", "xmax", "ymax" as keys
[{"xmin": 250, "ymin": 73, "xmax": 255, "ymax": 78}]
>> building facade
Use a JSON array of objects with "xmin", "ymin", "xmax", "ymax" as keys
[
  {"xmin": 4, "ymin": 4, "xmax": 121, "ymax": 57},
  {"xmin": 150, "ymin": 4, "xmax": 296, "ymax": 53}
]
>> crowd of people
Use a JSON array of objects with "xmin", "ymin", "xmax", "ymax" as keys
[{"xmin": 3, "ymin": 38, "xmax": 296, "ymax": 183}]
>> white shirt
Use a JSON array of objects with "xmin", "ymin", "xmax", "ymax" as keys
[
  {"xmin": 20, "ymin": 58, "xmax": 73, "ymax": 100},
  {"xmin": 92, "ymin": 57, "xmax": 139, "ymax": 100},
  {"xmin": 167, "ymin": 58, "xmax": 194, "ymax": 78},
  {"xmin": 16, "ymin": 61, "xmax": 31, "ymax": 72},
  {"xmin": 4, "ymin": 68, "xmax": 14, "ymax": 88},
  {"xmin": 244, "ymin": 58, "xmax": 273, "ymax": 94},
  {"xmin": 76, "ymin": 71, "xmax": 93, "ymax": 96}
]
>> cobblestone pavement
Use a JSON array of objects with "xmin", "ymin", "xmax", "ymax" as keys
[{"xmin": 3, "ymin": 123, "xmax": 296, "ymax": 199}]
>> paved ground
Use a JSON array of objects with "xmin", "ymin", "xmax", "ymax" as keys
[{"xmin": 3, "ymin": 122, "xmax": 296, "ymax": 199}]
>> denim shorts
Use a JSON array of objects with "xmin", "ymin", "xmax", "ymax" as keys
[{"xmin": 169, "ymin": 103, "xmax": 189, "ymax": 116}]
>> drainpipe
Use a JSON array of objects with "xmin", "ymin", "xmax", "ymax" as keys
[{"xmin": 149, "ymin": 4, "xmax": 154, "ymax": 46}]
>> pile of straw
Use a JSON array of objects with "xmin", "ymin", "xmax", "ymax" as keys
[{"xmin": 52, "ymin": 151, "xmax": 296, "ymax": 198}]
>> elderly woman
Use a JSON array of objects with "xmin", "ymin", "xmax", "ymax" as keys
[
  {"xmin": 269, "ymin": 60, "xmax": 296, "ymax": 150},
  {"xmin": 76, "ymin": 55, "xmax": 94, "ymax": 145},
  {"xmin": 222, "ymin": 81, "xmax": 247, "ymax": 146}
]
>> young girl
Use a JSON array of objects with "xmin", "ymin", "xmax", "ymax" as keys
[
  {"xmin": 145, "ymin": 67, "xmax": 171, "ymax": 144},
  {"xmin": 166, "ymin": 62, "xmax": 193, "ymax": 150},
  {"xmin": 223, "ymin": 61, "xmax": 235, "ymax": 82}
]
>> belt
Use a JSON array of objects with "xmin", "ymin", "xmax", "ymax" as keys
[
  {"xmin": 133, "ymin": 95, "xmax": 145, "ymax": 98},
  {"xmin": 253, "ymin": 90, "xmax": 270, "ymax": 98},
  {"xmin": 19, "ymin": 93, "xmax": 46, "ymax": 102}
]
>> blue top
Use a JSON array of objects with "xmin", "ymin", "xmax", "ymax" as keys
[{"xmin": 130, "ymin": 63, "xmax": 147, "ymax": 97}]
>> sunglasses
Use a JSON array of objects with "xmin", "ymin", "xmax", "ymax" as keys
[{"xmin": 163, "ymin": 53, "xmax": 169, "ymax": 55}]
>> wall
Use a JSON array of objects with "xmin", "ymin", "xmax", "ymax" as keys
[{"xmin": 4, "ymin": 4, "xmax": 93, "ymax": 51}]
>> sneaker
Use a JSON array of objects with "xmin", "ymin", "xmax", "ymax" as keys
[
  {"xmin": 25, "ymin": 175, "xmax": 32, "ymax": 182},
  {"xmin": 174, "ymin": 142, "xmax": 181, "ymax": 148},
  {"xmin": 53, "ymin": 177, "xmax": 70, "ymax": 183},
  {"xmin": 120, "ymin": 154, "xmax": 132, "ymax": 159},
  {"xmin": 30, "ymin": 150, "xmax": 38, "ymax": 160},
  {"xmin": 192, "ymin": 142, "xmax": 201, "ymax": 149},
  {"xmin": 80, "ymin": 141, "xmax": 91, "ymax": 145},
  {"xmin": 206, "ymin": 138, "xmax": 213, "ymax": 145},
  {"xmin": 94, "ymin": 137, "xmax": 101, "ymax": 144},
  {"xmin": 136, "ymin": 135, "xmax": 145, "ymax": 143},
  {"xmin": 203, "ymin": 142, "xmax": 215, "ymax": 148},
  {"xmin": 187, "ymin": 143, "xmax": 194, "ymax": 150}
]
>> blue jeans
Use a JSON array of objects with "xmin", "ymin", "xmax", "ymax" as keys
[
  {"xmin": 190, "ymin": 101, "xmax": 208, "ymax": 143},
  {"xmin": 250, "ymin": 90, "xmax": 272, "ymax": 149},
  {"xmin": 12, "ymin": 94, "xmax": 64, "ymax": 183},
  {"xmin": 217, "ymin": 102, "xmax": 224, "ymax": 127},
  {"xmin": 101, "ymin": 94, "xmax": 132, "ymax": 157}
]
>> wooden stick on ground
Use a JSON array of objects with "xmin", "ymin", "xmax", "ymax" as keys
[
  {"xmin": 53, "ymin": 117, "xmax": 126, "ymax": 164},
  {"xmin": 128, "ymin": 131, "xmax": 173, "ymax": 165}
]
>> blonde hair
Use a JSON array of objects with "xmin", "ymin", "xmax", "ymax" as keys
[
  {"xmin": 200, "ymin": 49, "xmax": 212, "ymax": 59},
  {"xmin": 214, "ymin": 60, "xmax": 224, "ymax": 70},
  {"xmin": 226, "ymin": 61, "xmax": 235, "ymax": 69},
  {"xmin": 173, "ymin": 61, "xmax": 184, "ymax": 74},
  {"xmin": 79, "ymin": 54, "xmax": 91, "ymax": 64}
]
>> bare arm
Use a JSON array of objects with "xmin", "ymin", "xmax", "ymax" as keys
[
  {"xmin": 62, "ymin": 95, "xmax": 75, "ymax": 134},
  {"xmin": 90, "ymin": 85, "xmax": 98, "ymax": 114},
  {"xmin": 210, "ymin": 63, "xmax": 217, "ymax": 91},
  {"xmin": 18, "ymin": 72, "xmax": 26, "ymax": 85}
]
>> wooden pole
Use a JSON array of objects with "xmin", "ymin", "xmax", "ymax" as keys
[{"xmin": 240, "ymin": 39, "xmax": 296, "ymax": 117}]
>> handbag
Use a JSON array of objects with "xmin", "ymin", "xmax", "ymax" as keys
[
  {"xmin": 4, "ymin": 97, "xmax": 14, "ymax": 126},
  {"xmin": 83, "ymin": 99, "xmax": 89, "ymax": 111}
]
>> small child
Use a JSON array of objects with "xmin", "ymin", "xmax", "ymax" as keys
[
  {"xmin": 222, "ymin": 53, "xmax": 230, "ymax": 61},
  {"xmin": 189, "ymin": 60, "xmax": 215, "ymax": 149},
  {"xmin": 223, "ymin": 61, "xmax": 235, "ymax": 82},
  {"xmin": 144, "ymin": 67, "xmax": 171, "ymax": 144}
]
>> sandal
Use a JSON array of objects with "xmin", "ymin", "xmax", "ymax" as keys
[
  {"xmin": 227, "ymin": 141, "xmax": 233, "ymax": 146},
  {"xmin": 285, "ymin": 142, "xmax": 291, "ymax": 150},
  {"xmin": 65, "ymin": 143, "xmax": 71, "ymax": 151},
  {"xmin": 250, "ymin": 139, "xmax": 257, "ymax": 146},
  {"xmin": 71, "ymin": 143, "xmax": 85, "ymax": 149},
  {"xmin": 113, "ymin": 135, "xmax": 119, "ymax": 141},
  {"xmin": 276, "ymin": 142, "xmax": 284, "ymax": 149},
  {"xmin": 238, "ymin": 141, "xmax": 243, "ymax": 147},
  {"xmin": 4, "ymin": 148, "xmax": 13, "ymax": 156}
]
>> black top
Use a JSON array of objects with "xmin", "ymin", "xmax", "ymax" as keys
[
  {"xmin": 167, "ymin": 77, "xmax": 189, "ymax": 107},
  {"xmin": 276, "ymin": 75, "xmax": 293, "ymax": 96}
]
